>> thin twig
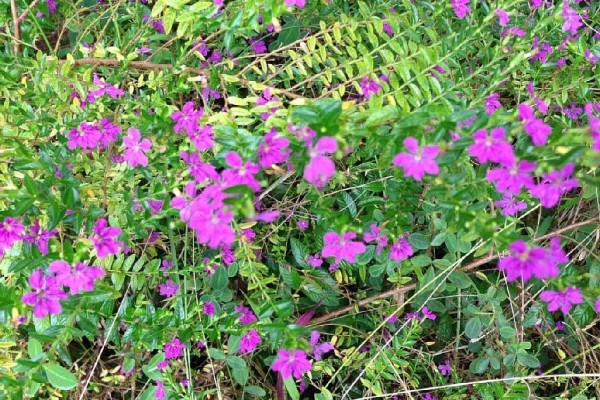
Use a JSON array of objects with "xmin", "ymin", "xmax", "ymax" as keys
[
  {"xmin": 10, "ymin": 0, "xmax": 21, "ymax": 54},
  {"xmin": 311, "ymin": 217, "xmax": 599, "ymax": 325},
  {"xmin": 18, "ymin": 0, "xmax": 41, "ymax": 22}
]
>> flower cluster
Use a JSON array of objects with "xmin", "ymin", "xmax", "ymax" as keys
[
  {"xmin": 498, "ymin": 237, "xmax": 567, "ymax": 283},
  {"xmin": 0, "ymin": 217, "xmax": 25, "ymax": 257},
  {"xmin": 67, "ymin": 119, "xmax": 121, "ymax": 150}
]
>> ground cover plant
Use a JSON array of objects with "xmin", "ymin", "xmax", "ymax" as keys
[{"xmin": 1, "ymin": 0, "xmax": 600, "ymax": 399}]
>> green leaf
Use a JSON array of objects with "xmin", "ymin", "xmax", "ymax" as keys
[
  {"xmin": 245, "ymin": 386, "xmax": 267, "ymax": 397},
  {"xmin": 207, "ymin": 348, "xmax": 227, "ymax": 360},
  {"xmin": 290, "ymin": 238, "xmax": 308, "ymax": 267},
  {"xmin": 469, "ymin": 357, "xmax": 489, "ymax": 374},
  {"xmin": 211, "ymin": 267, "xmax": 228, "ymax": 290},
  {"xmin": 464, "ymin": 317, "xmax": 482, "ymax": 339},
  {"xmin": 43, "ymin": 364, "xmax": 77, "ymax": 390},
  {"xmin": 408, "ymin": 233, "xmax": 429, "ymax": 250},
  {"xmin": 517, "ymin": 353, "xmax": 540, "ymax": 369},
  {"xmin": 284, "ymin": 377, "xmax": 300, "ymax": 400}
]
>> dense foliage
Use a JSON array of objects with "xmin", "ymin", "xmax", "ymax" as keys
[{"xmin": 1, "ymin": 0, "xmax": 599, "ymax": 399}]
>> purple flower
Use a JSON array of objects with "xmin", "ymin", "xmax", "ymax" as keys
[
  {"xmin": 235, "ymin": 303, "xmax": 258, "ymax": 325},
  {"xmin": 555, "ymin": 321, "xmax": 565, "ymax": 331},
  {"xmin": 91, "ymin": 218, "xmax": 122, "ymax": 258},
  {"xmin": 271, "ymin": 349, "xmax": 312, "ymax": 379},
  {"xmin": 222, "ymin": 152, "xmax": 261, "ymax": 192},
  {"xmin": 123, "ymin": 128, "xmax": 152, "ymax": 167},
  {"xmin": 87, "ymin": 74, "xmax": 125, "ymax": 102},
  {"xmin": 0, "ymin": 217, "xmax": 24, "ymax": 256},
  {"xmin": 189, "ymin": 125, "xmax": 214, "ymax": 152},
  {"xmin": 321, "ymin": 231, "xmax": 366, "ymax": 264},
  {"xmin": 239, "ymin": 329, "xmax": 261, "ymax": 353},
  {"xmin": 468, "ymin": 127, "xmax": 515, "ymax": 167},
  {"xmin": 494, "ymin": 193, "xmax": 527, "ymax": 216},
  {"xmin": 258, "ymin": 128, "xmax": 290, "ymax": 168},
  {"xmin": 21, "ymin": 270, "xmax": 68, "ymax": 318},
  {"xmin": 46, "ymin": 0, "xmax": 57, "ymax": 14},
  {"xmin": 392, "ymin": 137, "xmax": 439, "ymax": 181},
  {"xmin": 484, "ymin": 93, "xmax": 502, "ymax": 115},
  {"xmin": 364, "ymin": 224, "xmax": 388, "ymax": 255},
  {"xmin": 594, "ymin": 298, "xmax": 600, "ymax": 313},
  {"xmin": 297, "ymin": 220, "xmax": 309, "ymax": 230},
  {"xmin": 155, "ymin": 381, "xmax": 165, "ymax": 400},
  {"xmin": 498, "ymin": 240, "xmax": 558, "ymax": 282},
  {"xmin": 203, "ymin": 301, "xmax": 216, "ymax": 316},
  {"xmin": 360, "ymin": 77, "xmax": 382, "ymax": 99},
  {"xmin": 496, "ymin": 9, "xmax": 510, "ymax": 26},
  {"xmin": 161, "ymin": 260, "xmax": 174, "ymax": 270},
  {"xmin": 501, "ymin": 27, "xmax": 526, "ymax": 37},
  {"xmin": 486, "ymin": 160, "xmax": 536, "ymax": 195},
  {"xmin": 562, "ymin": 1, "xmax": 582, "ymax": 35},
  {"xmin": 310, "ymin": 331, "xmax": 334, "ymax": 360},
  {"xmin": 147, "ymin": 199, "xmax": 164, "ymax": 215},
  {"xmin": 563, "ymin": 103, "xmax": 583, "ymax": 120},
  {"xmin": 451, "ymin": 0, "xmax": 472, "ymax": 19},
  {"xmin": 185, "ymin": 187, "xmax": 235, "ymax": 249},
  {"xmin": 49, "ymin": 260, "xmax": 105, "ymax": 295},
  {"xmin": 529, "ymin": 163, "xmax": 579, "ymax": 208},
  {"xmin": 383, "ymin": 22, "xmax": 394, "ymax": 36},
  {"xmin": 159, "ymin": 279, "xmax": 178, "ymax": 297},
  {"xmin": 422, "ymin": 306, "xmax": 436, "ymax": 320},
  {"xmin": 540, "ymin": 286, "xmax": 584, "ymax": 314},
  {"xmin": 24, "ymin": 220, "xmax": 57, "ymax": 256},
  {"xmin": 438, "ymin": 359, "xmax": 452, "ymax": 375},
  {"xmin": 518, "ymin": 103, "xmax": 552, "ymax": 146},
  {"xmin": 284, "ymin": 0, "xmax": 306, "ymax": 8},
  {"xmin": 304, "ymin": 136, "xmax": 338, "ymax": 188},
  {"xmin": 180, "ymin": 152, "xmax": 218, "ymax": 184},
  {"xmin": 171, "ymin": 102, "xmax": 203, "ymax": 135},
  {"xmin": 422, "ymin": 394, "xmax": 437, "ymax": 400},
  {"xmin": 249, "ymin": 38, "xmax": 267, "ymax": 53},
  {"xmin": 67, "ymin": 122, "xmax": 102, "ymax": 150},
  {"xmin": 164, "ymin": 337, "xmax": 184, "ymax": 359},
  {"xmin": 389, "ymin": 238, "xmax": 413, "ymax": 262},
  {"xmin": 307, "ymin": 254, "xmax": 323, "ymax": 268}
]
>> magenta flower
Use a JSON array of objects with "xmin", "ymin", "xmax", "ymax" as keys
[
  {"xmin": 23, "ymin": 220, "xmax": 57, "ymax": 256},
  {"xmin": 310, "ymin": 331, "xmax": 334, "ymax": 360},
  {"xmin": 46, "ymin": 0, "xmax": 57, "ymax": 14},
  {"xmin": 249, "ymin": 38, "xmax": 267, "ymax": 53},
  {"xmin": 87, "ymin": 74, "xmax": 125, "ymax": 103},
  {"xmin": 235, "ymin": 303, "xmax": 257, "ymax": 325},
  {"xmin": 222, "ymin": 152, "xmax": 261, "ymax": 192},
  {"xmin": 501, "ymin": 27, "xmax": 526, "ymax": 37},
  {"xmin": 307, "ymin": 254, "xmax": 323, "ymax": 268},
  {"xmin": 159, "ymin": 279, "xmax": 179, "ymax": 297},
  {"xmin": 486, "ymin": 160, "xmax": 536, "ymax": 195},
  {"xmin": 594, "ymin": 298, "xmax": 600, "ymax": 313},
  {"xmin": 438, "ymin": 359, "xmax": 452, "ymax": 375},
  {"xmin": 164, "ymin": 337, "xmax": 185, "ymax": 359},
  {"xmin": 271, "ymin": 349, "xmax": 312, "ymax": 379},
  {"xmin": 518, "ymin": 103, "xmax": 552, "ymax": 146},
  {"xmin": 171, "ymin": 102, "xmax": 203, "ymax": 135},
  {"xmin": 468, "ymin": 128, "xmax": 515, "ymax": 167},
  {"xmin": 21, "ymin": 270, "xmax": 68, "ymax": 318},
  {"xmin": 496, "ymin": 9, "xmax": 509, "ymax": 26},
  {"xmin": 67, "ymin": 122, "xmax": 102, "ymax": 150},
  {"xmin": 393, "ymin": 137, "xmax": 439, "ymax": 181},
  {"xmin": 203, "ymin": 301, "xmax": 216, "ymax": 316},
  {"xmin": 562, "ymin": 1, "xmax": 582, "ymax": 35},
  {"xmin": 364, "ymin": 224, "xmax": 388, "ymax": 255},
  {"xmin": 383, "ymin": 22, "xmax": 394, "ymax": 36},
  {"xmin": 49, "ymin": 260, "xmax": 105, "ymax": 295},
  {"xmin": 389, "ymin": 237, "xmax": 413, "ymax": 262},
  {"xmin": 360, "ymin": 77, "xmax": 382, "ymax": 99},
  {"xmin": 155, "ymin": 381, "xmax": 165, "ymax": 400},
  {"xmin": 0, "ymin": 217, "xmax": 25, "ymax": 256},
  {"xmin": 494, "ymin": 193, "xmax": 527, "ymax": 216},
  {"xmin": 123, "ymin": 128, "xmax": 152, "ymax": 167},
  {"xmin": 239, "ymin": 329, "xmax": 261, "ymax": 353},
  {"xmin": 297, "ymin": 220, "xmax": 309, "ymax": 231},
  {"xmin": 96, "ymin": 118, "xmax": 121, "ymax": 149},
  {"xmin": 498, "ymin": 240, "xmax": 558, "ymax": 282},
  {"xmin": 321, "ymin": 231, "xmax": 366, "ymax": 264},
  {"xmin": 189, "ymin": 125, "xmax": 214, "ymax": 151},
  {"xmin": 484, "ymin": 93, "xmax": 502, "ymax": 115},
  {"xmin": 304, "ymin": 136, "xmax": 337, "ymax": 188},
  {"xmin": 540, "ymin": 286, "xmax": 583, "ymax": 314},
  {"xmin": 180, "ymin": 152, "xmax": 218, "ymax": 184},
  {"xmin": 258, "ymin": 128, "xmax": 291, "ymax": 168},
  {"xmin": 422, "ymin": 306, "xmax": 437, "ymax": 320},
  {"xmin": 90, "ymin": 218, "xmax": 122, "ymax": 258},
  {"xmin": 529, "ymin": 163, "xmax": 579, "ymax": 208},
  {"xmin": 284, "ymin": 0, "xmax": 306, "ymax": 7},
  {"xmin": 451, "ymin": 0, "xmax": 472, "ymax": 19}
]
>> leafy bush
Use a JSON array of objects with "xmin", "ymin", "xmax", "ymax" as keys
[{"xmin": 1, "ymin": 0, "xmax": 599, "ymax": 399}]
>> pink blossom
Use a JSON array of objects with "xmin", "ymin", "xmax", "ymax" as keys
[
  {"xmin": 239, "ymin": 329, "xmax": 261, "ymax": 353},
  {"xmin": 494, "ymin": 193, "xmax": 527, "ymax": 216},
  {"xmin": 284, "ymin": 0, "xmax": 306, "ymax": 8},
  {"xmin": 21, "ymin": 270, "xmax": 68, "ymax": 318},
  {"xmin": 307, "ymin": 254, "xmax": 323, "ymax": 267},
  {"xmin": 304, "ymin": 137, "xmax": 338, "ymax": 188},
  {"xmin": 0, "ymin": 217, "xmax": 25, "ymax": 256},
  {"xmin": 222, "ymin": 152, "xmax": 261, "ymax": 192},
  {"xmin": 123, "ymin": 128, "xmax": 152, "ymax": 167},
  {"xmin": 23, "ymin": 220, "xmax": 57, "ymax": 256},
  {"xmin": 258, "ymin": 128, "xmax": 290, "ymax": 168},
  {"xmin": 392, "ymin": 137, "xmax": 439, "ymax": 181},
  {"xmin": 486, "ymin": 160, "xmax": 536, "ymax": 195},
  {"xmin": 171, "ymin": 102, "xmax": 203, "ymax": 135},
  {"xmin": 518, "ymin": 103, "xmax": 552, "ymax": 146},
  {"xmin": 562, "ymin": 1, "xmax": 582, "ymax": 35},
  {"xmin": 594, "ymin": 298, "xmax": 600, "ymax": 313},
  {"xmin": 389, "ymin": 237, "xmax": 413, "ymax": 262},
  {"xmin": 540, "ymin": 286, "xmax": 583, "ymax": 314},
  {"xmin": 235, "ymin": 303, "xmax": 257, "ymax": 325},
  {"xmin": 498, "ymin": 240, "xmax": 558, "ymax": 282},
  {"xmin": 155, "ymin": 381, "xmax": 165, "ymax": 400},
  {"xmin": 468, "ymin": 127, "xmax": 515, "ymax": 167},
  {"xmin": 484, "ymin": 92, "xmax": 502, "ymax": 115},
  {"xmin": 164, "ymin": 337, "xmax": 184, "ymax": 359},
  {"xmin": 451, "ymin": 0, "xmax": 472, "ymax": 19},
  {"xmin": 67, "ymin": 122, "xmax": 102, "ymax": 150},
  {"xmin": 529, "ymin": 163, "xmax": 579, "ymax": 208},
  {"xmin": 496, "ymin": 9, "xmax": 509, "ymax": 26},
  {"xmin": 159, "ymin": 279, "xmax": 178, "ymax": 297},
  {"xmin": 321, "ymin": 231, "xmax": 366, "ymax": 264},
  {"xmin": 203, "ymin": 301, "xmax": 216, "ymax": 316},
  {"xmin": 360, "ymin": 77, "xmax": 382, "ymax": 99},
  {"xmin": 272, "ymin": 349, "xmax": 312, "ymax": 379},
  {"xmin": 180, "ymin": 152, "xmax": 218, "ymax": 184},
  {"xmin": 297, "ymin": 220, "xmax": 309, "ymax": 230},
  {"xmin": 363, "ymin": 224, "xmax": 388, "ymax": 255},
  {"xmin": 87, "ymin": 74, "xmax": 124, "ymax": 103},
  {"xmin": 49, "ymin": 260, "xmax": 105, "ymax": 295},
  {"xmin": 310, "ymin": 331, "xmax": 334, "ymax": 360},
  {"xmin": 189, "ymin": 125, "xmax": 214, "ymax": 151},
  {"xmin": 90, "ymin": 218, "xmax": 122, "ymax": 258}
]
